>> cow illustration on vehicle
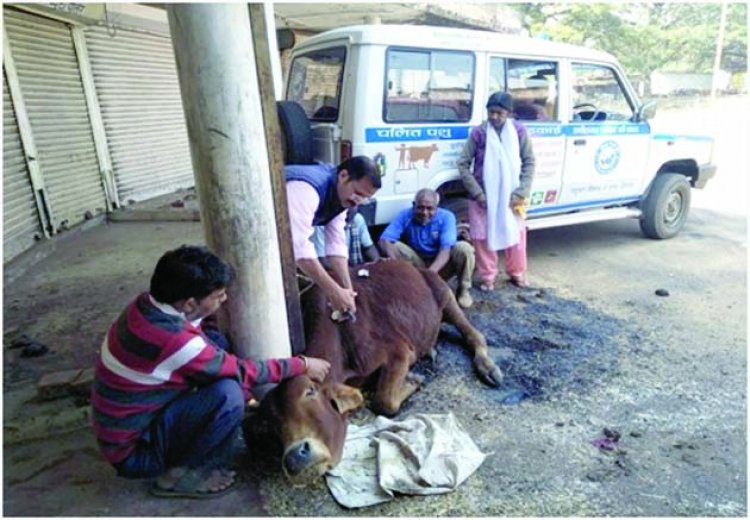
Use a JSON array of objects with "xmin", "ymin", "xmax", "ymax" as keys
[{"xmin": 407, "ymin": 143, "xmax": 439, "ymax": 168}]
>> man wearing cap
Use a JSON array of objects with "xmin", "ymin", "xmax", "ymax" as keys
[{"xmin": 457, "ymin": 91, "xmax": 536, "ymax": 290}]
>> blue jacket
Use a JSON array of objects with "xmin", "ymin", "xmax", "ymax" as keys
[{"xmin": 284, "ymin": 164, "xmax": 344, "ymax": 226}]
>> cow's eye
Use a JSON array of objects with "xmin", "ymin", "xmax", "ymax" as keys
[{"xmin": 305, "ymin": 385, "xmax": 317, "ymax": 397}]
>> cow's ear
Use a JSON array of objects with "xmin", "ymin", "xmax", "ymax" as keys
[{"xmin": 331, "ymin": 384, "xmax": 364, "ymax": 414}]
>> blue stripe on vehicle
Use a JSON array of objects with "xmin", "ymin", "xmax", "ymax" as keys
[
  {"xmin": 564, "ymin": 122, "xmax": 650, "ymax": 136},
  {"xmin": 363, "ymin": 123, "xmax": 713, "ymax": 143},
  {"xmin": 364, "ymin": 122, "xmax": 654, "ymax": 142},
  {"xmin": 365, "ymin": 126, "xmax": 470, "ymax": 142},
  {"xmin": 527, "ymin": 195, "xmax": 642, "ymax": 215},
  {"xmin": 526, "ymin": 122, "xmax": 651, "ymax": 137},
  {"xmin": 652, "ymin": 134, "xmax": 714, "ymax": 142},
  {"xmin": 525, "ymin": 124, "xmax": 565, "ymax": 137}
]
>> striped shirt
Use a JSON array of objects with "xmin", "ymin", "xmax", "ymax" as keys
[{"xmin": 91, "ymin": 293, "xmax": 305, "ymax": 464}]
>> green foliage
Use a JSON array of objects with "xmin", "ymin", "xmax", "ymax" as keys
[{"xmin": 510, "ymin": 3, "xmax": 747, "ymax": 77}]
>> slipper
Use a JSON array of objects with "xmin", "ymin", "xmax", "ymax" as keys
[
  {"xmin": 479, "ymin": 283, "xmax": 494, "ymax": 292},
  {"xmin": 509, "ymin": 275, "xmax": 529, "ymax": 288},
  {"xmin": 149, "ymin": 468, "xmax": 237, "ymax": 499}
]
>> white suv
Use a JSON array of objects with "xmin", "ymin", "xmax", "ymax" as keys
[{"xmin": 279, "ymin": 24, "xmax": 716, "ymax": 239}]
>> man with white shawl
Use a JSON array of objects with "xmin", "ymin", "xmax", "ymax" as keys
[{"xmin": 457, "ymin": 91, "xmax": 536, "ymax": 290}]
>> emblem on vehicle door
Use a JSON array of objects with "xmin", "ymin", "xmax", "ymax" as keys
[{"xmin": 594, "ymin": 140, "xmax": 621, "ymax": 175}]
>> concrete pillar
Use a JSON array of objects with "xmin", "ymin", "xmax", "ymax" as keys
[
  {"xmin": 167, "ymin": 4, "xmax": 291, "ymax": 359},
  {"xmin": 262, "ymin": 0, "xmax": 283, "ymax": 100},
  {"xmin": 248, "ymin": 4, "xmax": 306, "ymax": 355}
]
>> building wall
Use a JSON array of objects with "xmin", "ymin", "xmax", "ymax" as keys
[{"xmin": 2, "ymin": 4, "xmax": 194, "ymax": 262}]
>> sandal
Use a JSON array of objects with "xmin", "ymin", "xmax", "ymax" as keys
[
  {"xmin": 149, "ymin": 467, "xmax": 237, "ymax": 499},
  {"xmin": 479, "ymin": 282, "xmax": 494, "ymax": 292},
  {"xmin": 509, "ymin": 275, "xmax": 529, "ymax": 288}
]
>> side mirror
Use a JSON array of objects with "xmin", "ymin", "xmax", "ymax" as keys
[{"xmin": 636, "ymin": 100, "xmax": 657, "ymax": 121}]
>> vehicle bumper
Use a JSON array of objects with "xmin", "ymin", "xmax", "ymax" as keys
[{"xmin": 694, "ymin": 163, "xmax": 717, "ymax": 189}]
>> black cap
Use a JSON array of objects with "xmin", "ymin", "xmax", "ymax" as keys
[{"xmin": 486, "ymin": 91, "xmax": 513, "ymax": 111}]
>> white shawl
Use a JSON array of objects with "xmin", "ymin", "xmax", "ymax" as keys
[{"xmin": 483, "ymin": 120, "xmax": 521, "ymax": 250}]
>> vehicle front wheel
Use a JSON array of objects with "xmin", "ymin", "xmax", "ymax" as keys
[{"xmin": 639, "ymin": 173, "xmax": 691, "ymax": 239}]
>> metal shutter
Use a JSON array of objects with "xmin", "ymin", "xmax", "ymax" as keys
[
  {"xmin": 3, "ymin": 8, "xmax": 107, "ymax": 231},
  {"xmin": 3, "ymin": 70, "xmax": 43, "ymax": 262},
  {"xmin": 85, "ymin": 25, "xmax": 194, "ymax": 204}
]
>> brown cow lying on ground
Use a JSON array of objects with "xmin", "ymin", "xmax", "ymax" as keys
[{"xmin": 255, "ymin": 259, "xmax": 503, "ymax": 484}]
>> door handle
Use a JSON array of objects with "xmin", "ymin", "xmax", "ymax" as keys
[{"xmin": 573, "ymin": 139, "xmax": 587, "ymax": 146}]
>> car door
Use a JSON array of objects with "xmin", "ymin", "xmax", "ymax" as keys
[
  {"xmin": 559, "ymin": 62, "xmax": 650, "ymax": 209},
  {"xmin": 487, "ymin": 56, "xmax": 566, "ymax": 215}
]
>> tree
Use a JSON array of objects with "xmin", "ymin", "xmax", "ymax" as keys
[{"xmin": 509, "ymin": 3, "xmax": 747, "ymax": 78}]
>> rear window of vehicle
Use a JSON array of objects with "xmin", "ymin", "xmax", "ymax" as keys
[
  {"xmin": 384, "ymin": 48, "xmax": 474, "ymax": 123},
  {"xmin": 286, "ymin": 46, "xmax": 346, "ymax": 122}
]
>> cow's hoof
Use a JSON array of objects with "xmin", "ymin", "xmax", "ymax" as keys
[
  {"xmin": 474, "ymin": 357, "xmax": 503, "ymax": 387},
  {"xmin": 406, "ymin": 372, "xmax": 425, "ymax": 386},
  {"xmin": 373, "ymin": 402, "xmax": 400, "ymax": 418},
  {"xmin": 484, "ymin": 366, "xmax": 504, "ymax": 387},
  {"xmin": 457, "ymin": 290, "xmax": 473, "ymax": 308}
]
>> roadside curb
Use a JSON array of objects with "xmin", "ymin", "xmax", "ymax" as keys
[{"xmin": 109, "ymin": 209, "xmax": 200, "ymax": 222}]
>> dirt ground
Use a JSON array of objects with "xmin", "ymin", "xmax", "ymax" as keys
[{"xmin": 2, "ymin": 96, "xmax": 747, "ymax": 516}]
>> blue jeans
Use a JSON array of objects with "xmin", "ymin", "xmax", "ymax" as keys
[{"xmin": 114, "ymin": 378, "xmax": 245, "ymax": 479}]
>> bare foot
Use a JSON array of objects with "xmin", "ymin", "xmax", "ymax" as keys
[
  {"xmin": 199, "ymin": 469, "xmax": 236, "ymax": 493},
  {"xmin": 153, "ymin": 466, "xmax": 236, "ymax": 496}
]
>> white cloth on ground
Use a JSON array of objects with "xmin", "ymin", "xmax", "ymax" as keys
[
  {"xmin": 483, "ymin": 120, "xmax": 521, "ymax": 250},
  {"xmin": 325, "ymin": 412, "xmax": 487, "ymax": 509}
]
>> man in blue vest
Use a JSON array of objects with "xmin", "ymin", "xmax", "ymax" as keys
[
  {"xmin": 285, "ymin": 156, "xmax": 381, "ymax": 317},
  {"xmin": 379, "ymin": 188, "xmax": 476, "ymax": 308}
]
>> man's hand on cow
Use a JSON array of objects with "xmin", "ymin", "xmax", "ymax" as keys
[
  {"xmin": 476, "ymin": 193, "xmax": 487, "ymax": 210},
  {"xmin": 304, "ymin": 356, "xmax": 331, "ymax": 382},
  {"xmin": 328, "ymin": 284, "xmax": 358, "ymax": 315}
]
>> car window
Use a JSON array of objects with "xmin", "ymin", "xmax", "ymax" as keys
[
  {"xmin": 287, "ymin": 46, "xmax": 346, "ymax": 122},
  {"xmin": 571, "ymin": 63, "xmax": 634, "ymax": 122},
  {"xmin": 384, "ymin": 48, "xmax": 474, "ymax": 123},
  {"xmin": 507, "ymin": 60, "xmax": 559, "ymax": 121},
  {"xmin": 488, "ymin": 58, "xmax": 559, "ymax": 121},
  {"xmin": 488, "ymin": 57, "xmax": 506, "ymax": 94}
]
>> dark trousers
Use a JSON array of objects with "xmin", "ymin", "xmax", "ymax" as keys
[{"xmin": 113, "ymin": 325, "xmax": 244, "ymax": 482}]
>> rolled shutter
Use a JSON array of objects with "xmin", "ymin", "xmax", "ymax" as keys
[
  {"xmin": 3, "ymin": 8, "xmax": 107, "ymax": 231},
  {"xmin": 85, "ymin": 25, "xmax": 194, "ymax": 203},
  {"xmin": 3, "ymin": 70, "xmax": 43, "ymax": 262}
]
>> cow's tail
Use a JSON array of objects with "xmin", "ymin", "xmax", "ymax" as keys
[{"xmin": 420, "ymin": 270, "xmax": 503, "ymax": 387}]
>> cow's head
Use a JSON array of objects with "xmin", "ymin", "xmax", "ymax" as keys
[{"xmin": 259, "ymin": 375, "xmax": 364, "ymax": 484}]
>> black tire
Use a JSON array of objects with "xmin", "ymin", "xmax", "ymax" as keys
[
  {"xmin": 276, "ymin": 101, "xmax": 313, "ymax": 164},
  {"xmin": 639, "ymin": 173, "xmax": 691, "ymax": 239},
  {"xmin": 440, "ymin": 196, "xmax": 470, "ymax": 225}
]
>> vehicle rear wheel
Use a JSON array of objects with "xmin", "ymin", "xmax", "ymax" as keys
[
  {"xmin": 440, "ymin": 196, "xmax": 470, "ymax": 225},
  {"xmin": 440, "ymin": 196, "xmax": 472, "ymax": 241},
  {"xmin": 639, "ymin": 173, "xmax": 691, "ymax": 239},
  {"xmin": 276, "ymin": 101, "xmax": 313, "ymax": 164}
]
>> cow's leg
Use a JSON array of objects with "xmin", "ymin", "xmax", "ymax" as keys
[
  {"xmin": 443, "ymin": 292, "xmax": 504, "ymax": 387},
  {"xmin": 373, "ymin": 347, "xmax": 421, "ymax": 416},
  {"xmin": 419, "ymin": 269, "xmax": 503, "ymax": 386}
]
